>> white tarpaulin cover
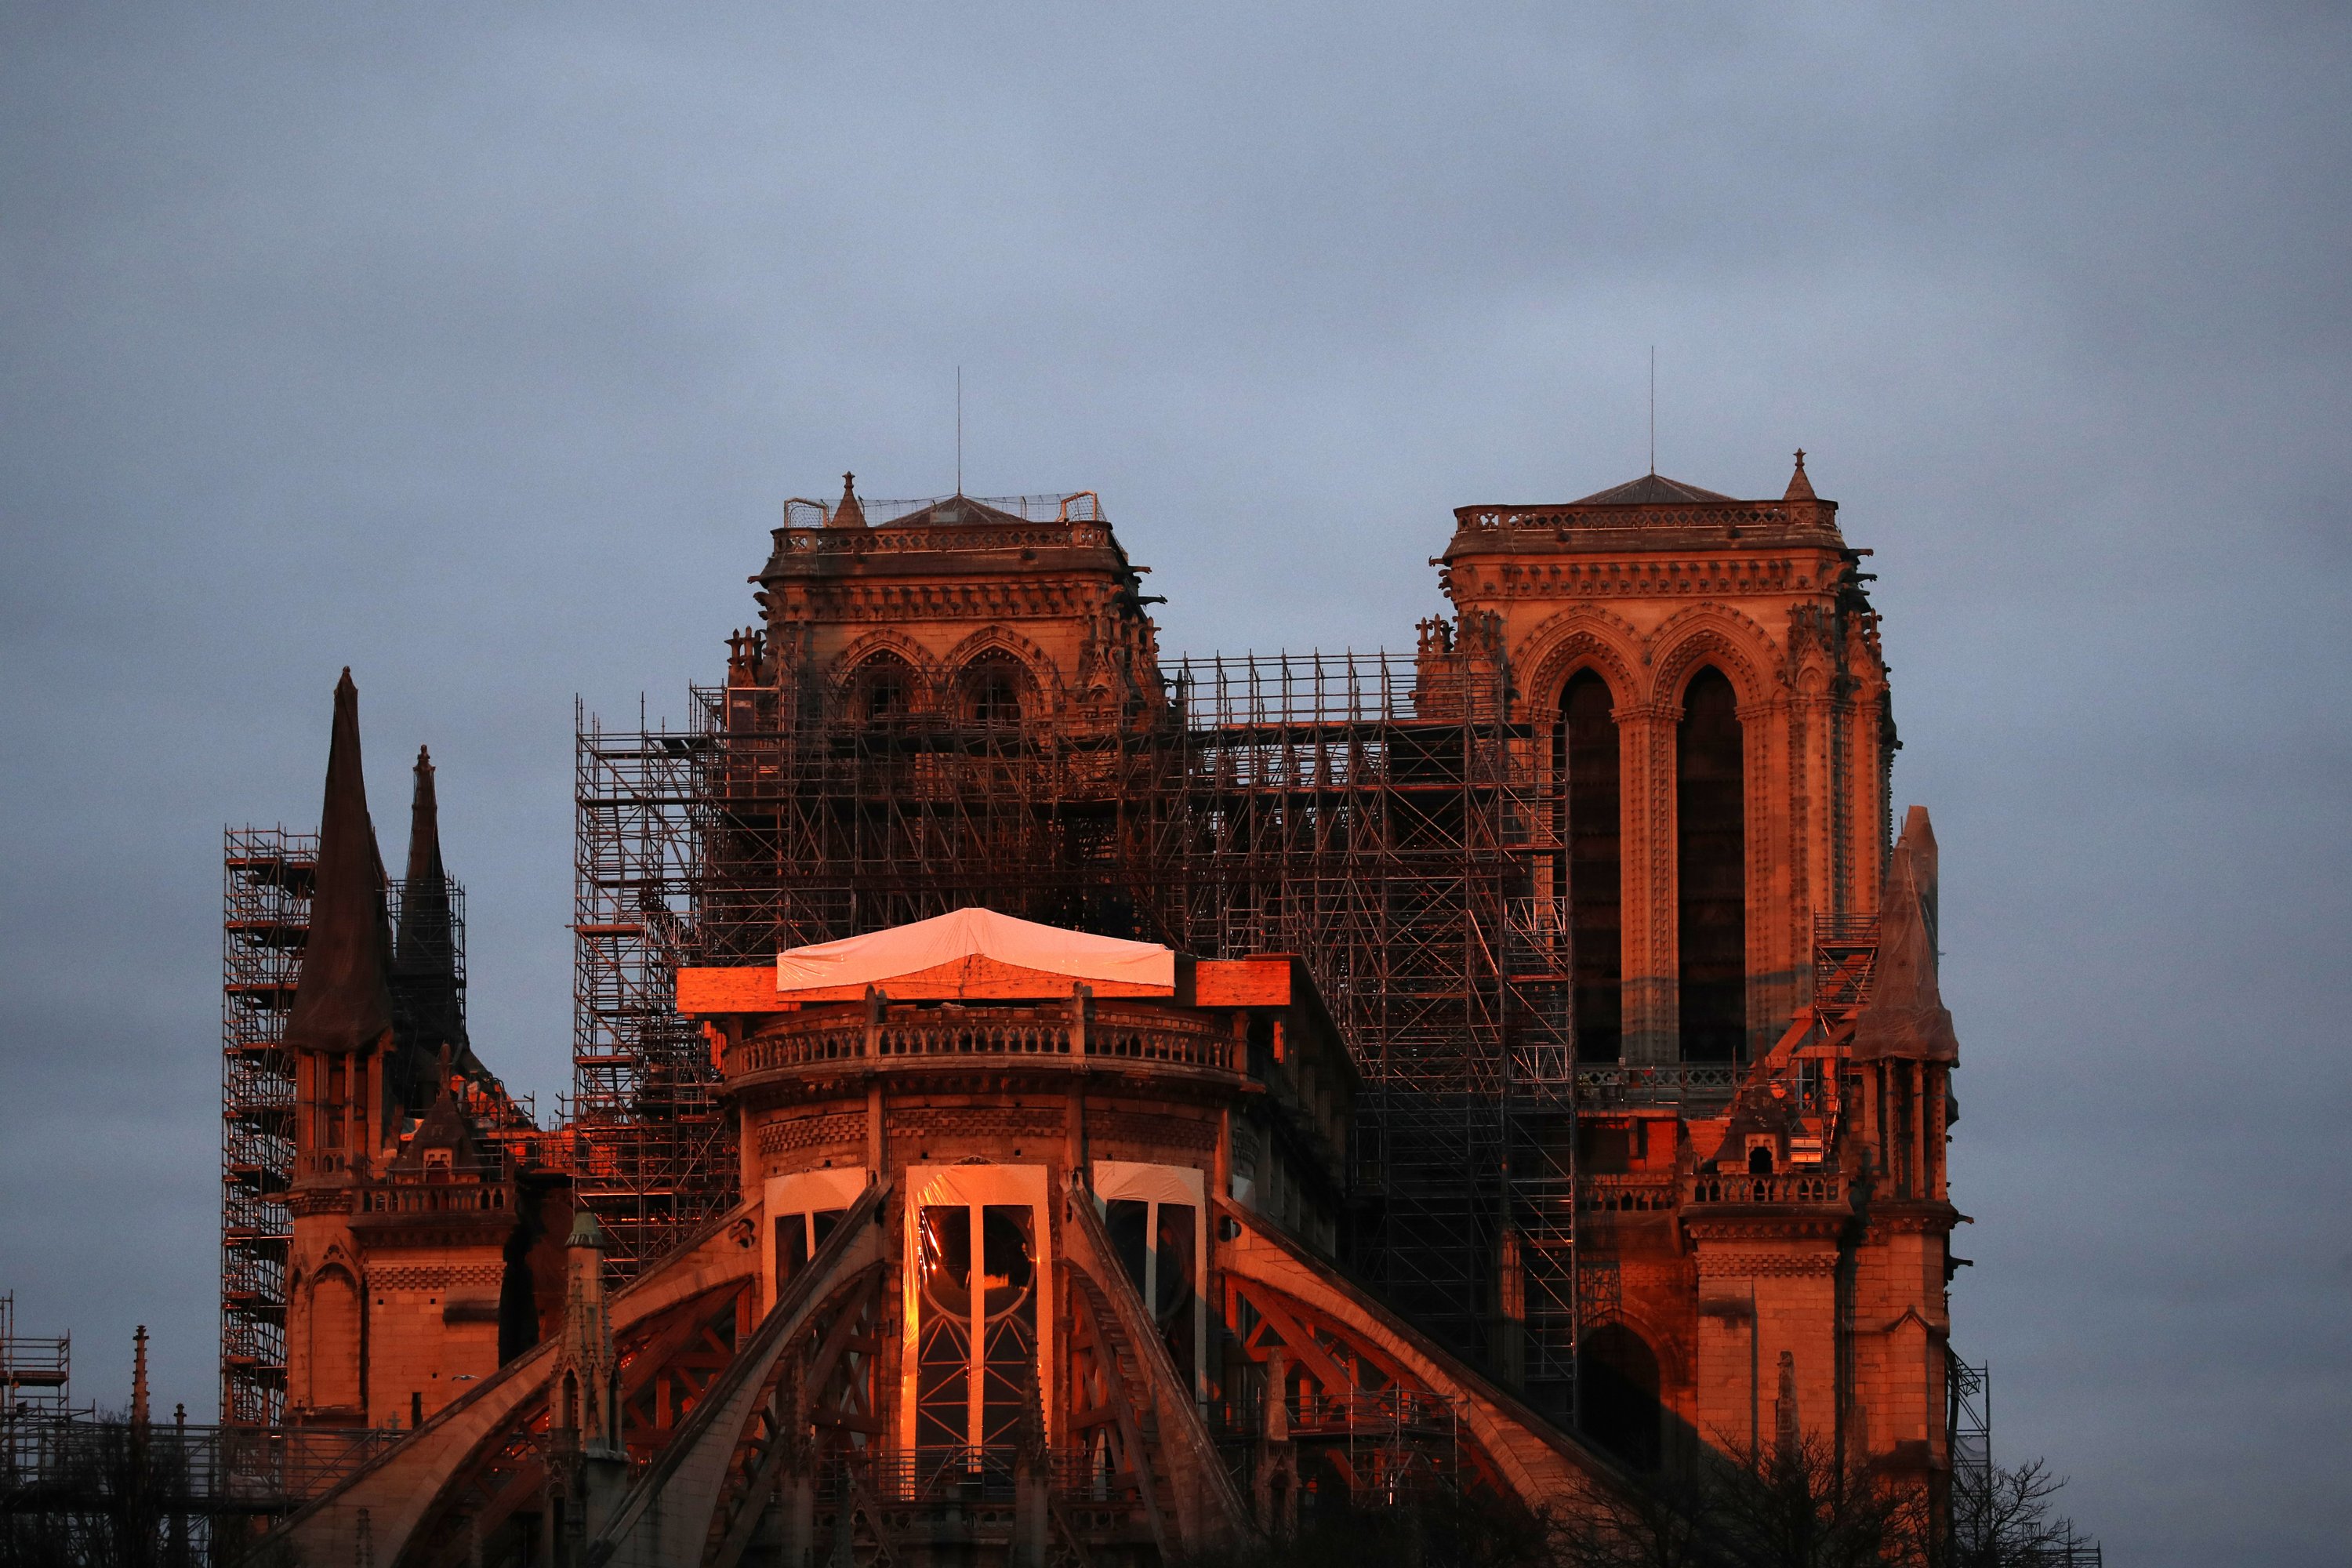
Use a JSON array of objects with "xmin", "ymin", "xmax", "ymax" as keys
[{"xmin": 775, "ymin": 906, "xmax": 1176, "ymax": 993}]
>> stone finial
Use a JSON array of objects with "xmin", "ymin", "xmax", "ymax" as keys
[
  {"xmin": 1784, "ymin": 448, "xmax": 1817, "ymax": 503},
  {"xmin": 831, "ymin": 471, "xmax": 867, "ymax": 529}
]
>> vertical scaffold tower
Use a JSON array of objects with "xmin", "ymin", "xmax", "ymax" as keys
[
  {"xmin": 219, "ymin": 830, "xmax": 466, "ymax": 1425},
  {"xmin": 220, "ymin": 828, "xmax": 312, "ymax": 1428}
]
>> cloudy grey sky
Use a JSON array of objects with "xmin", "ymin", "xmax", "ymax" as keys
[{"xmin": 2, "ymin": 4, "xmax": 2346, "ymax": 1561}]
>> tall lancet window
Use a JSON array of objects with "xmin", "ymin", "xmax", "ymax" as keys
[
  {"xmin": 903, "ymin": 1185, "xmax": 1044, "ymax": 1467},
  {"xmin": 1677, "ymin": 667, "xmax": 1748, "ymax": 1062},
  {"xmin": 1557, "ymin": 672, "xmax": 1623, "ymax": 1061}
]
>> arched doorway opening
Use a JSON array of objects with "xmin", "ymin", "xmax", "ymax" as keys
[{"xmin": 1577, "ymin": 1323, "xmax": 1663, "ymax": 1471}]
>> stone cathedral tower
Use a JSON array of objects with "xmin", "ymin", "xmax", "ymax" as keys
[{"xmin": 1439, "ymin": 456, "xmax": 1893, "ymax": 1065}]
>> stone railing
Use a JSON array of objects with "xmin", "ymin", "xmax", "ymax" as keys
[
  {"xmin": 1450, "ymin": 503, "xmax": 1816, "ymax": 534},
  {"xmin": 729, "ymin": 1024, "xmax": 869, "ymax": 1076},
  {"xmin": 1687, "ymin": 1171, "xmax": 1847, "ymax": 1207},
  {"xmin": 1573, "ymin": 1064, "xmax": 1741, "ymax": 1110},
  {"xmin": 356, "ymin": 1180, "xmax": 512, "ymax": 1216},
  {"xmin": 728, "ymin": 1006, "xmax": 1236, "ymax": 1079},
  {"xmin": 874, "ymin": 1014, "xmax": 1079, "ymax": 1062},
  {"xmin": 1576, "ymin": 1174, "xmax": 1682, "ymax": 1214},
  {"xmin": 769, "ymin": 520, "xmax": 1113, "ymax": 557}
]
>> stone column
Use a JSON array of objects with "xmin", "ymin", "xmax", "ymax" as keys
[
  {"xmin": 1617, "ymin": 702, "xmax": 1679, "ymax": 1065},
  {"xmin": 1746, "ymin": 694, "xmax": 1797, "ymax": 1054}
]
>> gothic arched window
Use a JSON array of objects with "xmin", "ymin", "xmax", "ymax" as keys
[
  {"xmin": 1677, "ymin": 667, "xmax": 1747, "ymax": 1062},
  {"xmin": 849, "ymin": 655, "xmax": 915, "ymax": 722},
  {"xmin": 1556, "ymin": 670, "xmax": 1623, "ymax": 1061},
  {"xmin": 960, "ymin": 659, "xmax": 1025, "ymax": 728}
]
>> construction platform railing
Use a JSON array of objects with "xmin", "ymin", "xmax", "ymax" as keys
[{"xmin": 1, "ymin": 1414, "xmax": 400, "ymax": 1521}]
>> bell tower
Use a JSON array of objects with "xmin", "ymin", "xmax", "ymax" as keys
[{"xmin": 1437, "ymin": 456, "xmax": 1893, "ymax": 1065}]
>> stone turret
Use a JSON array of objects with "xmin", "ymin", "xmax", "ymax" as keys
[{"xmin": 544, "ymin": 1207, "xmax": 628, "ymax": 1563}]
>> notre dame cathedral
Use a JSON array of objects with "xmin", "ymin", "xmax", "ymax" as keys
[{"xmin": 232, "ymin": 454, "xmax": 1966, "ymax": 1565}]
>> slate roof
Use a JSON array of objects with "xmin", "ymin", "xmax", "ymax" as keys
[
  {"xmin": 879, "ymin": 494, "xmax": 1032, "ymax": 528},
  {"xmin": 1570, "ymin": 473, "xmax": 1739, "ymax": 505}
]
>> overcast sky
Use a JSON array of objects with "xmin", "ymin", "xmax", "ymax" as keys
[{"xmin": 2, "ymin": 5, "xmax": 2347, "ymax": 1562}]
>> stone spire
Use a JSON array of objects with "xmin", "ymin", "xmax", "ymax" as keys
[
  {"xmin": 393, "ymin": 744, "xmax": 466, "ymax": 1062},
  {"xmin": 1852, "ymin": 806, "xmax": 1958, "ymax": 1063},
  {"xmin": 1783, "ymin": 448, "xmax": 1817, "ymax": 502},
  {"xmin": 830, "ymin": 470, "xmax": 867, "ymax": 529},
  {"xmin": 285, "ymin": 670, "xmax": 394, "ymax": 1054},
  {"xmin": 400, "ymin": 746, "xmax": 447, "ymax": 919}
]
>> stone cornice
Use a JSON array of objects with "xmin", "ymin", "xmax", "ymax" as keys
[
  {"xmin": 1682, "ymin": 1212, "xmax": 1848, "ymax": 1245},
  {"xmin": 773, "ymin": 576, "xmax": 1131, "ymax": 625},
  {"xmin": 1442, "ymin": 553, "xmax": 1843, "ymax": 603},
  {"xmin": 1696, "ymin": 1253, "xmax": 1839, "ymax": 1279},
  {"xmin": 1860, "ymin": 1204, "xmax": 1962, "ymax": 1237}
]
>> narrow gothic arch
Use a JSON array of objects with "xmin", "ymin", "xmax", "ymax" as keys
[
  {"xmin": 839, "ymin": 650, "xmax": 921, "ymax": 722},
  {"xmin": 307, "ymin": 1264, "xmax": 362, "ymax": 1411},
  {"xmin": 827, "ymin": 630, "xmax": 938, "ymax": 706},
  {"xmin": 1555, "ymin": 667, "xmax": 1624, "ymax": 1060},
  {"xmin": 955, "ymin": 654, "xmax": 1033, "ymax": 727},
  {"xmin": 1577, "ymin": 1322, "xmax": 1664, "ymax": 1471},
  {"xmin": 940, "ymin": 626, "xmax": 1064, "ymax": 711},
  {"xmin": 1515, "ymin": 609, "xmax": 1646, "ymax": 720},
  {"xmin": 1649, "ymin": 605, "xmax": 1779, "ymax": 717},
  {"xmin": 1676, "ymin": 666, "xmax": 1748, "ymax": 1062}
]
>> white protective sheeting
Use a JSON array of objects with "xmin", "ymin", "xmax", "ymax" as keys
[{"xmin": 775, "ymin": 906, "xmax": 1176, "ymax": 993}]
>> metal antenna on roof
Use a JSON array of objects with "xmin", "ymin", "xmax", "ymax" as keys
[
  {"xmin": 956, "ymin": 366, "xmax": 964, "ymax": 496},
  {"xmin": 1649, "ymin": 347, "xmax": 1657, "ymax": 475}
]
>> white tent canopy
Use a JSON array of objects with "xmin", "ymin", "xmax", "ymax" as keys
[{"xmin": 775, "ymin": 906, "xmax": 1176, "ymax": 994}]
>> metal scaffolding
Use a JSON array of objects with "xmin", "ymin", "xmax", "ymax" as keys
[
  {"xmin": 569, "ymin": 620, "xmax": 1584, "ymax": 1400},
  {"xmin": 569, "ymin": 706, "xmax": 740, "ymax": 1285},
  {"xmin": 220, "ymin": 829, "xmax": 311, "ymax": 1430},
  {"xmin": 218, "ymin": 829, "xmax": 468, "ymax": 1427},
  {"xmin": 1947, "ymin": 1354, "xmax": 2103, "ymax": 1566}
]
